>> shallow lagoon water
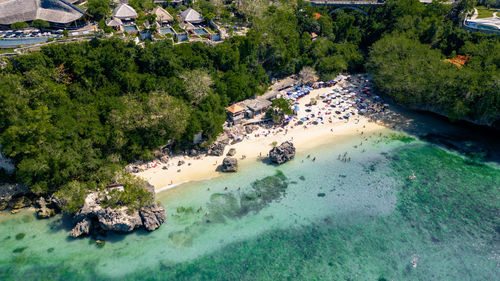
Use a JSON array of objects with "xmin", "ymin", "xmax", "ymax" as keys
[{"xmin": 1, "ymin": 131, "xmax": 499, "ymax": 280}]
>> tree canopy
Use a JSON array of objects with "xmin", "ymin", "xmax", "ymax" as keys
[{"xmin": 1, "ymin": 0, "xmax": 498, "ymax": 212}]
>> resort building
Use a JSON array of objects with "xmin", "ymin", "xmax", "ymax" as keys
[
  {"xmin": 226, "ymin": 104, "xmax": 246, "ymax": 123},
  {"xmin": 113, "ymin": 3, "xmax": 138, "ymax": 21},
  {"xmin": 0, "ymin": 0, "xmax": 85, "ymax": 28},
  {"xmin": 180, "ymin": 8, "xmax": 203, "ymax": 24},
  {"xmin": 239, "ymin": 99, "xmax": 272, "ymax": 119},
  {"xmin": 152, "ymin": 6, "xmax": 173, "ymax": 24}
]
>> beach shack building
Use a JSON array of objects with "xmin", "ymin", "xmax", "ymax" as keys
[
  {"xmin": 0, "ymin": 0, "xmax": 86, "ymax": 29},
  {"xmin": 240, "ymin": 99, "xmax": 272, "ymax": 119},
  {"xmin": 226, "ymin": 104, "xmax": 245, "ymax": 124},
  {"xmin": 152, "ymin": 6, "xmax": 173, "ymax": 25},
  {"xmin": 113, "ymin": 3, "xmax": 137, "ymax": 22},
  {"xmin": 180, "ymin": 8, "xmax": 203, "ymax": 24}
]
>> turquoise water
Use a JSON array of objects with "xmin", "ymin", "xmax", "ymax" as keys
[
  {"xmin": 160, "ymin": 28, "xmax": 175, "ymax": 35},
  {"xmin": 193, "ymin": 28, "xmax": 208, "ymax": 35},
  {"xmin": 1, "ymin": 130, "xmax": 499, "ymax": 280},
  {"xmin": 123, "ymin": 25, "xmax": 138, "ymax": 33}
]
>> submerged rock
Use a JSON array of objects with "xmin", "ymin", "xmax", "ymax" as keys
[
  {"xmin": 139, "ymin": 204, "xmax": 167, "ymax": 231},
  {"xmin": 269, "ymin": 141, "xmax": 296, "ymax": 164},
  {"xmin": 220, "ymin": 157, "xmax": 238, "ymax": 172}
]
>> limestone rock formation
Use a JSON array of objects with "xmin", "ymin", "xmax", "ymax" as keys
[
  {"xmin": 8, "ymin": 196, "xmax": 32, "ymax": 209},
  {"xmin": 97, "ymin": 207, "xmax": 142, "ymax": 232},
  {"xmin": 208, "ymin": 142, "xmax": 226, "ymax": 156},
  {"xmin": 36, "ymin": 197, "xmax": 56, "ymax": 219},
  {"xmin": 70, "ymin": 217, "xmax": 92, "ymax": 238},
  {"xmin": 226, "ymin": 148, "xmax": 236, "ymax": 156},
  {"xmin": 269, "ymin": 141, "xmax": 296, "ymax": 164},
  {"xmin": 0, "ymin": 183, "xmax": 30, "ymax": 203},
  {"xmin": 139, "ymin": 204, "xmax": 167, "ymax": 231},
  {"xmin": 71, "ymin": 192, "xmax": 166, "ymax": 237},
  {"xmin": 221, "ymin": 157, "xmax": 238, "ymax": 172}
]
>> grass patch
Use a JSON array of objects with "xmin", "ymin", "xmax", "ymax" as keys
[
  {"xmin": 476, "ymin": 6, "xmax": 497, "ymax": 19},
  {"xmin": 0, "ymin": 48, "xmax": 15, "ymax": 54}
]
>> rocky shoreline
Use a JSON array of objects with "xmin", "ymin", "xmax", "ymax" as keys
[
  {"xmin": 0, "ymin": 182, "xmax": 167, "ymax": 238},
  {"xmin": 70, "ymin": 192, "xmax": 166, "ymax": 237}
]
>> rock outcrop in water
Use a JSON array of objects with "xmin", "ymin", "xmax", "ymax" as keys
[
  {"xmin": 220, "ymin": 157, "xmax": 238, "ymax": 172},
  {"xmin": 269, "ymin": 141, "xmax": 295, "ymax": 164},
  {"xmin": 70, "ymin": 192, "xmax": 166, "ymax": 237},
  {"xmin": 140, "ymin": 204, "xmax": 167, "ymax": 231}
]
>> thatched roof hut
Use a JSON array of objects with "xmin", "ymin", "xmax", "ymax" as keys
[
  {"xmin": 180, "ymin": 8, "xmax": 203, "ymax": 23},
  {"xmin": 0, "ymin": 0, "xmax": 85, "ymax": 25},
  {"xmin": 113, "ymin": 3, "xmax": 137, "ymax": 20},
  {"xmin": 106, "ymin": 17, "xmax": 123, "ymax": 27},
  {"xmin": 152, "ymin": 6, "xmax": 173, "ymax": 23}
]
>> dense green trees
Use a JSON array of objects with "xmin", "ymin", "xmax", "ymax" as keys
[
  {"xmin": 366, "ymin": 1, "xmax": 500, "ymax": 127},
  {"xmin": 87, "ymin": 0, "xmax": 111, "ymax": 21},
  {"xmin": 32, "ymin": 19, "xmax": 50, "ymax": 30},
  {"xmin": 10, "ymin": 22, "xmax": 29, "ymax": 30},
  {"xmin": 0, "ymin": 0, "xmax": 498, "ymax": 211}
]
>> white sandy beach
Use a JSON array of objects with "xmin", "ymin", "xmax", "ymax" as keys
[{"xmin": 137, "ymin": 79, "xmax": 387, "ymax": 191}]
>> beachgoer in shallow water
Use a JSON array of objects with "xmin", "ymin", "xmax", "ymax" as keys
[
  {"xmin": 224, "ymin": 187, "xmax": 228, "ymax": 190},
  {"xmin": 313, "ymin": 157, "xmax": 316, "ymax": 161},
  {"xmin": 307, "ymin": 155, "xmax": 310, "ymax": 158}
]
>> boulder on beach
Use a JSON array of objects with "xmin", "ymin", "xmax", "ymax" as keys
[
  {"xmin": 221, "ymin": 157, "xmax": 238, "ymax": 172},
  {"xmin": 159, "ymin": 155, "xmax": 169, "ymax": 164},
  {"xmin": 208, "ymin": 142, "xmax": 226, "ymax": 156},
  {"xmin": 226, "ymin": 148, "xmax": 236, "ymax": 156},
  {"xmin": 269, "ymin": 141, "xmax": 296, "ymax": 164}
]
